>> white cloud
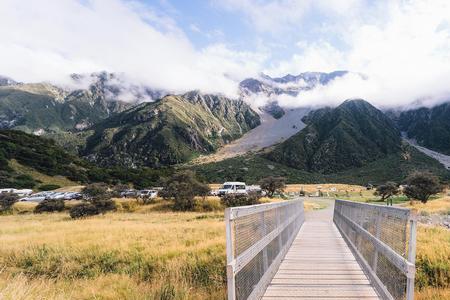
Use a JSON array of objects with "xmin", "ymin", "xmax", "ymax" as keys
[
  {"xmin": 0, "ymin": 0, "xmax": 264, "ymax": 98},
  {"xmin": 1, "ymin": 0, "xmax": 449, "ymax": 109},
  {"xmin": 265, "ymin": 0, "xmax": 450, "ymax": 108},
  {"xmin": 216, "ymin": 0, "xmax": 364, "ymax": 33}
]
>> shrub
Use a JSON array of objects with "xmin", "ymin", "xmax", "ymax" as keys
[
  {"xmin": 37, "ymin": 184, "xmax": 61, "ymax": 191},
  {"xmin": 69, "ymin": 203, "xmax": 99, "ymax": 219},
  {"xmin": 82, "ymin": 183, "xmax": 116, "ymax": 214},
  {"xmin": 83, "ymin": 183, "xmax": 109, "ymax": 198},
  {"xmin": 160, "ymin": 171, "xmax": 210, "ymax": 211},
  {"xmin": 34, "ymin": 199, "xmax": 65, "ymax": 213},
  {"xmin": 220, "ymin": 192, "xmax": 260, "ymax": 207},
  {"xmin": 0, "ymin": 193, "xmax": 18, "ymax": 213}
]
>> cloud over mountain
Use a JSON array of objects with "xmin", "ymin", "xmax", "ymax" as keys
[
  {"xmin": 0, "ymin": 0, "xmax": 263, "ymax": 98},
  {"xmin": 1, "ymin": 0, "xmax": 450, "ymax": 108}
]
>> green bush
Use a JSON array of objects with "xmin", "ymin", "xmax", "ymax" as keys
[
  {"xmin": 34, "ymin": 199, "xmax": 65, "ymax": 213},
  {"xmin": 37, "ymin": 184, "xmax": 61, "ymax": 191},
  {"xmin": 0, "ymin": 193, "xmax": 18, "ymax": 213},
  {"xmin": 160, "ymin": 171, "xmax": 210, "ymax": 211},
  {"xmin": 82, "ymin": 183, "xmax": 116, "ymax": 214},
  {"xmin": 220, "ymin": 193, "xmax": 260, "ymax": 207},
  {"xmin": 69, "ymin": 203, "xmax": 99, "ymax": 219}
]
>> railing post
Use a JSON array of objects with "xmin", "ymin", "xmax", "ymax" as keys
[
  {"xmin": 225, "ymin": 208, "xmax": 236, "ymax": 300},
  {"xmin": 406, "ymin": 214, "xmax": 417, "ymax": 300}
]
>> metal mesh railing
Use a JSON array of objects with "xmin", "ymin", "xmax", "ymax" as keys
[
  {"xmin": 333, "ymin": 200, "xmax": 417, "ymax": 300},
  {"xmin": 225, "ymin": 199, "xmax": 305, "ymax": 300}
]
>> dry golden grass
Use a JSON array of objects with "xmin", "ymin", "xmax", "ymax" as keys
[
  {"xmin": 0, "ymin": 210, "xmax": 226, "ymax": 300},
  {"xmin": 401, "ymin": 197, "xmax": 450, "ymax": 215},
  {"xmin": 54, "ymin": 185, "xmax": 85, "ymax": 192},
  {"xmin": 415, "ymin": 287, "xmax": 450, "ymax": 300},
  {"xmin": 415, "ymin": 225, "xmax": 450, "ymax": 291},
  {"xmin": 283, "ymin": 183, "xmax": 366, "ymax": 193},
  {"xmin": 2, "ymin": 197, "xmax": 448, "ymax": 300}
]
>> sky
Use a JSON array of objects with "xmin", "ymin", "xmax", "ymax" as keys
[{"xmin": 0, "ymin": 0, "xmax": 450, "ymax": 108}]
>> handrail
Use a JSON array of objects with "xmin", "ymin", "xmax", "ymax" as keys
[
  {"xmin": 225, "ymin": 199, "xmax": 305, "ymax": 300},
  {"xmin": 333, "ymin": 199, "xmax": 417, "ymax": 300}
]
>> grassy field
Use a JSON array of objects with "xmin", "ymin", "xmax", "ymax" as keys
[
  {"xmin": 1, "ymin": 195, "xmax": 449, "ymax": 299},
  {"xmin": 0, "ymin": 201, "xmax": 226, "ymax": 300}
]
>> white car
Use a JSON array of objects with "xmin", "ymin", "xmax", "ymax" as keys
[
  {"xmin": 63, "ymin": 192, "xmax": 82, "ymax": 200},
  {"xmin": 138, "ymin": 190, "xmax": 158, "ymax": 198},
  {"xmin": 218, "ymin": 182, "xmax": 247, "ymax": 196},
  {"xmin": 48, "ymin": 192, "xmax": 66, "ymax": 200},
  {"xmin": 20, "ymin": 192, "xmax": 47, "ymax": 202}
]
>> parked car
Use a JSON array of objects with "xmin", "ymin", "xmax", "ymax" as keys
[
  {"xmin": 120, "ymin": 189, "xmax": 138, "ymax": 198},
  {"xmin": 48, "ymin": 192, "xmax": 67, "ymax": 200},
  {"xmin": 20, "ymin": 192, "xmax": 47, "ymax": 202},
  {"xmin": 63, "ymin": 192, "xmax": 83, "ymax": 200},
  {"xmin": 138, "ymin": 190, "xmax": 158, "ymax": 198},
  {"xmin": 218, "ymin": 182, "xmax": 247, "ymax": 196}
]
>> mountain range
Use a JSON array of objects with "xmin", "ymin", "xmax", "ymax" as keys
[{"xmin": 1, "ymin": 71, "xmax": 450, "ymax": 186}]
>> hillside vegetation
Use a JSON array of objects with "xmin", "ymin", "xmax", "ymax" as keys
[
  {"xmin": 398, "ymin": 102, "xmax": 450, "ymax": 155},
  {"xmin": 0, "ymin": 130, "xmax": 173, "ymax": 189},
  {"xmin": 266, "ymin": 99, "xmax": 401, "ymax": 173},
  {"xmin": 0, "ymin": 130, "xmax": 88, "ymax": 188},
  {"xmin": 194, "ymin": 143, "xmax": 450, "ymax": 185},
  {"xmin": 0, "ymin": 81, "xmax": 130, "ymax": 133},
  {"xmin": 83, "ymin": 92, "xmax": 260, "ymax": 167}
]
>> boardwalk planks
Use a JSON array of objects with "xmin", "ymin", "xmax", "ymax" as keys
[{"xmin": 261, "ymin": 201, "xmax": 381, "ymax": 300}]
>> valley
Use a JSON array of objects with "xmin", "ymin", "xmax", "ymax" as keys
[
  {"xmin": 403, "ymin": 136, "xmax": 450, "ymax": 170},
  {"xmin": 194, "ymin": 107, "xmax": 309, "ymax": 163},
  {"xmin": 1, "ymin": 72, "xmax": 450, "ymax": 300}
]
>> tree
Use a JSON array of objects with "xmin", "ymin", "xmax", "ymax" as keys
[
  {"xmin": 0, "ymin": 193, "xmax": 18, "ymax": 213},
  {"xmin": 83, "ymin": 183, "xmax": 116, "ymax": 214},
  {"xmin": 259, "ymin": 176, "xmax": 286, "ymax": 198},
  {"xmin": 34, "ymin": 199, "xmax": 65, "ymax": 213},
  {"xmin": 404, "ymin": 172, "xmax": 443, "ymax": 204},
  {"xmin": 374, "ymin": 182, "xmax": 399, "ymax": 206},
  {"xmin": 70, "ymin": 183, "xmax": 116, "ymax": 219},
  {"xmin": 160, "ymin": 171, "xmax": 210, "ymax": 211}
]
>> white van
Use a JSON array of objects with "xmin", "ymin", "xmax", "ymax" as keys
[
  {"xmin": 218, "ymin": 182, "xmax": 247, "ymax": 196},
  {"xmin": 0, "ymin": 188, "xmax": 33, "ymax": 197}
]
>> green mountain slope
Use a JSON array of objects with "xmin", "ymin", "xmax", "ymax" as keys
[
  {"xmin": 398, "ymin": 102, "xmax": 450, "ymax": 155},
  {"xmin": 82, "ymin": 92, "xmax": 261, "ymax": 167},
  {"xmin": 0, "ymin": 130, "xmax": 173, "ymax": 189},
  {"xmin": 0, "ymin": 76, "xmax": 132, "ymax": 133},
  {"xmin": 0, "ymin": 130, "xmax": 89, "ymax": 188},
  {"xmin": 193, "ymin": 143, "xmax": 450, "ymax": 185},
  {"xmin": 266, "ymin": 99, "xmax": 401, "ymax": 173}
]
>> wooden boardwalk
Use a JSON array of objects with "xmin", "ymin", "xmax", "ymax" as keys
[{"xmin": 262, "ymin": 200, "xmax": 380, "ymax": 300}]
